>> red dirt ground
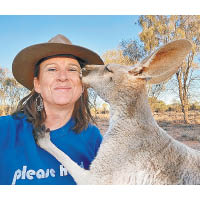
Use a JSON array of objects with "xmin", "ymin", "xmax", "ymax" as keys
[{"xmin": 95, "ymin": 111, "xmax": 200, "ymax": 150}]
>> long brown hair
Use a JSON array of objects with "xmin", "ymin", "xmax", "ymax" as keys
[{"xmin": 12, "ymin": 55, "xmax": 95, "ymax": 138}]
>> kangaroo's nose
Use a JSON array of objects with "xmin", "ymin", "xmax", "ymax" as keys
[{"xmin": 81, "ymin": 67, "xmax": 91, "ymax": 77}]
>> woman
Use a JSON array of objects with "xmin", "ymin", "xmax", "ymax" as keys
[{"xmin": 0, "ymin": 34, "xmax": 104, "ymax": 185}]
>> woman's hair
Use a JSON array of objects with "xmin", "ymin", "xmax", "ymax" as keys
[{"xmin": 12, "ymin": 55, "xmax": 95, "ymax": 137}]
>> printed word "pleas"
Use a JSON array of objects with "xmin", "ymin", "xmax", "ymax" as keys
[{"xmin": 12, "ymin": 165, "xmax": 56, "ymax": 185}]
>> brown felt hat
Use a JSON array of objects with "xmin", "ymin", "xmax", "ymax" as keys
[{"xmin": 12, "ymin": 34, "xmax": 104, "ymax": 90}]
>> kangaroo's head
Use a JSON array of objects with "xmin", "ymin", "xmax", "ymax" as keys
[{"xmin": 82, "ymin": 39, "xmax": 192, "ymax": 105}]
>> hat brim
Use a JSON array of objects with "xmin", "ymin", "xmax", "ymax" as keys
[{"xmin": 12, "ymin": 43, "xmax": 104, "ymax": 90}]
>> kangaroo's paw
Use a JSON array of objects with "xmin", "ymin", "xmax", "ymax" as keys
[{"xmin": 34, "ymin": 125, "xmax": 51, "ymax": 149}]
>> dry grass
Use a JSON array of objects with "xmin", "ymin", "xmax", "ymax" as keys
[
  {"xmin": 95, "ymin": 111, "xmax": 200, "ymax": 151},
  {"xmin": 153, "ymin": 111, "xmax": 200, "ymax": 125}
]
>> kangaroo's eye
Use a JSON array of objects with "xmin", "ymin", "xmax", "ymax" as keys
[{"xmin": 105, "ymin": 65, "xmax": 113, "ymax": 73}]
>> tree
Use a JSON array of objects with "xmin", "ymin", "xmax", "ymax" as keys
[
  {"xmin": 102, "ymin": 48, "xmax": 133, "ymax": 65},
  {"xmin": 120, "ymin": 39, "xmax": 147, "ymax": 64},
  {"xmin": 101, "ymin": 103, "xmax": 109, "ymax": 114},
  {"xmin": 88, "ymin": 88, "xmax": 99, "ymax": 118},
  {"xmin": 148, "ymin": 97, "xmax": 168, "ymax": 113},
  {"xmin": 138, "ymin": 15, "xmax": 200, "ymax": 123},
  {"xmin": 0, "ymin": 67, "xmax": 8, "ymax": 106},
  {"xmin": 3, "ymin": 77, "xmax": 29, "ymax": 114},
  {"xmin": 0, "ymin": 67, "xmax": 29, "ymax": 115},
  {"xmin": 147, "ymin": 83, "xmax": 165, "ymax": 99}
]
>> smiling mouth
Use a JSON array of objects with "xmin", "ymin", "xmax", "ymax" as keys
[{"xmin": 54, "ymin": 87, "xmax": 72, "ymax": 90}]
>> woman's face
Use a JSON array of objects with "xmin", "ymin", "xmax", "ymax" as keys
[{"xmin": 34, "ymin": 57, "xmax": 83, "ymax": 109}]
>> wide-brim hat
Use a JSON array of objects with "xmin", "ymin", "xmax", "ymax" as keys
[{"xmin": 12, "ymin": 34, "xmax": 104, "ymax": 90}]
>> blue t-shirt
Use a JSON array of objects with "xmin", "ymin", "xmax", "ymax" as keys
[{"xmin": 0, "ymin": 114, "xmax": 102, "ymax": 185}]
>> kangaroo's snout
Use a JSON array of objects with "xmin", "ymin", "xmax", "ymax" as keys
[{"xmin": 81, "ymin": 67, "xmax": 91, "ymax": 77}]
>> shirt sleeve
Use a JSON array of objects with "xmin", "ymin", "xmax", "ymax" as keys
[{"xmin": 0, "ymin": 115, "xmax": 10, "ymax": 147}]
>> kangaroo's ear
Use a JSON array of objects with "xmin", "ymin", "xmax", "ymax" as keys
[{"xmin": 128, "ymin": 39, "xmax": 192, "ymax": 84}]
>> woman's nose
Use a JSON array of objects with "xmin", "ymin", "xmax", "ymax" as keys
[{"xmin": 57, "ymin": 70, "xmax": 69, "ymax": 81}]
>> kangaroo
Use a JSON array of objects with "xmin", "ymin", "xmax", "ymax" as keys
[{"xmin": 37, "ymin": 39, "xmax": 200, "ymax": 184}]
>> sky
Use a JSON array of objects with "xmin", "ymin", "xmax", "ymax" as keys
[
  {"xmin": 0, "ymin": 15, "xmax": 141, "ymax": 70},
  {"xmin": 0, "ymin": 1, "xmax": 200, "ymax": 105},
  {"xmin": 1, "ymin": 14, "xmax": 200, "ymax": 105}
]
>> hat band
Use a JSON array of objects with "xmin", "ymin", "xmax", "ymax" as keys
[{"xmin": 36, "ymin": 54, "xmax": 86, "ymax": 66}]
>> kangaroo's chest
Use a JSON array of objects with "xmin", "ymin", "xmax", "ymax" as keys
[{"xmin": 89, "ymin": 136, "xmax": 182, "ymax": 184}]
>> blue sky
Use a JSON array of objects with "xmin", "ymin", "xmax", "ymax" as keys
[
  {"xmin": 0, "ymin": 15, "xmax": 141, "ymax": 70},
  {"xmin": 0, "ymin": 14, "xmax": 199, "ymax": 105}
]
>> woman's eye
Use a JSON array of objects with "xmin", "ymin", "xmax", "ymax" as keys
[
  {"xmin": 69, "ymin": 68, "xmax": 79, "ymax": 72},
  {"xmin": 48, "ymin": 68, "xmax": 56, "ymax": 72}
]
